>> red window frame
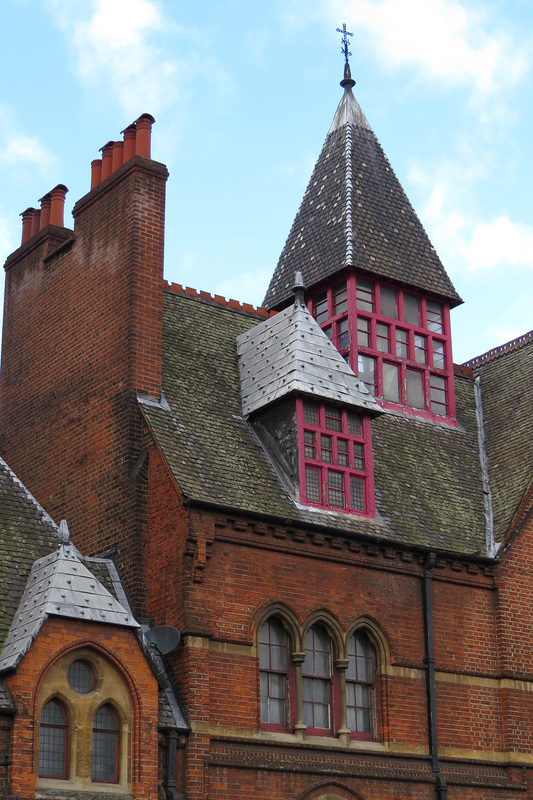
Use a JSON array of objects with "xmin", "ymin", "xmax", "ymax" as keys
[
  {"xmin": 297, "ymin": 398, "xmax": 375, "ymax": 517},
  {"xmin": 39, "ymin": 699, "xmax": 69, "ymax": 779},
  {"xmin": 259, "ymin": 617, "xmax": 294, "ymax": 731},
  {"xmin": 309, "ymin": 273, "xmax": 455, "ymax": 422},
  {"xmin": 346, "ymin": 631, "xmax": 376, "ymax": 739},
  {"xmin": 92, "ymin": 704, "xmax": 120, "ymax": 783}
]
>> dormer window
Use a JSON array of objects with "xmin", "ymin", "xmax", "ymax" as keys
[
  {"xmin": 309, "ymin": 273, "xmax": 455, "ymax": 421},
  {"xmin": 297, "ymin": 398, "xmax": 375, "ymax": 516}
]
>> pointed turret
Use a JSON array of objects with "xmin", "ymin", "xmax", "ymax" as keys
[{"xmin": 264, "ymin": 66, "xmax": 461, "ymax": 311}]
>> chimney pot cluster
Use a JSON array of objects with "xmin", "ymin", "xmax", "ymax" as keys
[
  {"xmin": 19, "ymin": 185, "xmax": 68, "ymax": 246},
  {"xmin": 91, "ymin": 113, "xmax": 155, "ymax": 191}
]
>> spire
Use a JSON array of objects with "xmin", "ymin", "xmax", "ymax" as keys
[{"xmin": 263, "ymin": 56, "xmax": 462, "ymax": 311}]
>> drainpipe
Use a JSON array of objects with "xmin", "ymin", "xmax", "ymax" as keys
[
  {"xmin": 423, "ymin": 552, "xmax": 447, "ymax": 800},
  {"xmin": 164, "ymin": 730, "xmax": 181, "ymax": 800}
]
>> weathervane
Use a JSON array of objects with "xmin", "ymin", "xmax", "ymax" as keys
[{"xmin": 336, "ymin": 23, "xmax": 354, "ymax": 63}]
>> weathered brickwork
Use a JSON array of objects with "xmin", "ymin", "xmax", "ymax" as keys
[{"xmin": 5, "ymin": 616, "xmax": 159, "ymax": 799}]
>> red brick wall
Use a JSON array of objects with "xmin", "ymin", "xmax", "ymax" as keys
[
  {"xmin": 0, "ymin": 157, "xmax": 167, "ymax": 613},
  {"xmin": 5, "ymin": 616, "xmax": 159, "ymax": 799}
]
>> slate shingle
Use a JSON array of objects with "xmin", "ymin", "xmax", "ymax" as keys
[
  {"xmin": 472, "ymin": 336, "xmax": 533, "ymax": 542},
  {"xmin": 263, "ymin": 86, "xmax": 462, "ymax": 310},
  {"xmin": 142, "ymin": 290, "xmax": 486, "ymax": 555}
]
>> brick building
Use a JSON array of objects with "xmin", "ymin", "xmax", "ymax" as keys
[{"xmin": 0, "ymin": 61, "xmax": 532, "ymax": 799}]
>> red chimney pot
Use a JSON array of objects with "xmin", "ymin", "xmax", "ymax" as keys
[
  {"xmin": 135, "ymin": 113, "xmax": 155, "ymax": 159},
  {"xmin": 39, "ymin": 192, "xmax": 52, "ymax": 230},
  {"xmin": 91, "ymin": 159, "xmax": 102, "ymax": 190},
  {"xmin": 30, "ymin": 209, "xmax": 41, "ymax": 238},
  {"xmin": 20, "ymin": 208, "xmax": 35, "ymax": 245},
  {"xmin": 50, "ymin": 184, "xmax": 68, "ymax": 227},
  {"xmin": 112, "ymin": 141, "xmax": 124, "ymax": 173},
  {"xmin": 100, "ymin": 141, "xmax": 114, "ymax": 181},
  {"xmin": 122, "ymin": 123, "xmax": 137, "ymax": 162}
]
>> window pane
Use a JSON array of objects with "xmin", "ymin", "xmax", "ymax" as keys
[
  {"xmin": 430, "ymin": 375, "xmax": 447, "ymax": 415},
  {"xmin": 406, "ymin": 369, "xmax": 424, "ymax": 409},
  {"xmin": 404, "ymin": 294, "xmax": 420, "ymax": 326},
  {"xmin": 92, "ymin": 705, "xmax": 119, "ymax": 783},
  {"xmin": 426, "ymin": 300, "xmax": 443, "ymax": 333},
  {"xmin": 303, "ymin": 401, "xmax": 318, "ymax": 425},
  {"xmin": 323, "ymin": 325, "xmax": 333, "ymax": 341},
  {"xmin": 304, "ymin": 430, "xmax": 316, "ymax": 460},
  {"xmin": 347, "ymin": 412, "xmax": 362, "ymax": 436},
  {"xmin": 353, "ymin": 444, "xmax": 365, "ymax": 470},
  {"xmin": 357, "ymin": 316, "xmax": 370, "ymax": 347},
  {"xmin": 414, "ymin": 334, "xmax": 427, "ymax": 364},
  {"xmin": 39, "ymin": 700, "xmax": 68, "ymax": 779},
  {"xmin": 338, "ymin": 317, "xmax": 349, "ymax": 350},
  {"xmin": 396, "ymin": 328, "xmax": 408, "ymax": 359},
  {"xmin": 350, "ymin": 476, "xmax": 364, "ymax": 511},
  {"xmin": 321, "ymin": 434, "xmax": 333, "ymax": 462},
  {"xmin": 358, "ymin": 355, "xmax": 375, "ymax": 394},
  {"xmin": 432, "ymin": 340, "xmax": 445, "ymax": 369},
  {"xmin": 382, "ymin": 362, "xmax": 400, "ymax": 403},
  {"xmin": 337, "ymin": 439, "xmax": 348, "ymax": 466},
  {"xmin": 376, "ymin": 322, "xmax": 390, "ymax": 353},
  {"xmin": 356, "ymin": 279, "xmax": 374, "ymax": 312},
  {"xmin": 333, "ymin": 280, "xmax": 348, "ymax": 315},
  {"xmin": 313, "ymin": 291, "xmax": 328, "ymax": 324},
  {"xmin": 380, "ymin": 286, "xmax": 397, "ymax": 319},
  {"xmin": 305, "ymin": 468, "xmax": 321, "ymax": 502},
  {"xmin": 325, "ymin": 406, "xmax": 342, "ymax": 432},
  {"xmin": 67, "ymin": 660, "xmax": 95, "ymax": 694},
  {"xmin": 357, "ymin": 707, "xmax": 372, "ymax": 733},
  {"xmin": 328, "ymin": 470, "xmax": 345, "ymax": 508}
]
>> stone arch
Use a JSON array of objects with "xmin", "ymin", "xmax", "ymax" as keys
[
  {"xmin": 253, "ymin": 602, "xmax": 302, "ymax": 652},
  {"xmin": 298, "ymin": 779, "xmax": 364, "ymax": 800},
  {"xmin": 302, "ymin": 609, "xmax": 344, "ymax": 660},
  {"xmin": 344, "ymin": 616, "xmax": 391, "ymax": 667}
]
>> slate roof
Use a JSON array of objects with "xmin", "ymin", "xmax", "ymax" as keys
[
  {"xmin": 0, "ymin": 528, "xmax": 139, "ymax": 673},
  {"xmin": 263, "ymin": 81, "xmax": 462, "ymax": 310},
  {"xmin": 0, "ymin": 457, "xmax": 188, "ymax": 728},
  {"xmin": 141, "ymin": 289, "xmax": 487, "ymax": 555},
  {"xmin": 468, "ymin": 333, "xmax": 533, "ymax": 543},
  {"xmin": 236, "ymin": 295, "xmax": 379, "ymax": 417}
]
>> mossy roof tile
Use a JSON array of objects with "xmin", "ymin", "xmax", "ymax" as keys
[{"xmin": 143, "ymin": 291, "xmax": 487, "ymax": 555}]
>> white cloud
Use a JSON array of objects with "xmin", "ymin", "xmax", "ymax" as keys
[
  {"xmin": 0, "ymin": 134, "xmax": 57, "ymax": 171},
  {"xmin": 462, "ymin": 216, "xmax": 533, "ymax": 271},
  {"xmin": 411, "ymin": 159, "xmax": 533, "ymax": 275},
  {"xmin": 318, "ymin": 0, "xmax": 528, "ymax": 93},
  {"xmin": 44, "ymin": 0, "xmax": 182, "ymax": 115}
]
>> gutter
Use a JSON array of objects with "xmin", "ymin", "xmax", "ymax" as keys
[{"xmin": 423, "ymin": 552, "xmax": 447, "ymax": 800}]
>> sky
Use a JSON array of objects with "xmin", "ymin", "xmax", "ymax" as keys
[{"xmin": 1, "ymin": 0, "xmax": 532, "ymax": 364}]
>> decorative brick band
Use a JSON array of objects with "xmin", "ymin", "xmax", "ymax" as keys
[
  {"xmin": 463, "ymin": 329, "xmax": 533, "ymax": 368},
  {"xmin": 164, "ymin": 281, "xmax": 276, "ymax": 318}
]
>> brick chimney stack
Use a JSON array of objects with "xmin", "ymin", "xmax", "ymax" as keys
[{"xmin": 0, "ymin": 114, "xmax": 168, "ymax": 615}]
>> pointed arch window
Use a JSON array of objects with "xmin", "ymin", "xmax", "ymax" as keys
[
  {"xmin": 39, "ymin": 699, "xmax": 68, "ymax": 779},
  {"xmin": 346, "ymin": 630, "xmax": 376, "ymax": 738},
  {"xmin": 259, "ymin": 616, "xmax": 291, "ymax": 729},
  {"xmin": 92, "ymin": 704, "xmax": 120, "ymax": 783},
  {"xmin": 303, "ymin": 625, "xmax": 333, "ymax": 732}
]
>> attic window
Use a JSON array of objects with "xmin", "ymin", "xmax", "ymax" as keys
[
  {"xmin": 297, "ymin": 398, "xmax": 374, "ymax": 516},
  {"xmin": 309, "ymin": 273, "xmax": 455, "ymax": 421}
]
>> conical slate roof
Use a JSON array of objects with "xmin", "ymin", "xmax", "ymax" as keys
[
  {"xmin": 237, "ymin": 280, "xmax": 379, "ymax": 417},
  {"xmin": 263, "ymin": 73, "xmax": 462, "ymax": 310}
]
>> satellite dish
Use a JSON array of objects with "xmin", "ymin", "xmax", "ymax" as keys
[{"xmin": 145, "ymin": 625, "xmax": 181, "ymax": 655}]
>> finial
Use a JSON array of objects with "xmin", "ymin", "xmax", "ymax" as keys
[
  {"xmin": 293, "ymin": 271, "xmax": 306, "ymax": 307},
  {"xmin": 58, "ymin": 519, "xmax": 70, "ymax": 547},
  {"xmin": 336, "ymin": 23, "xmax": 356, "ymax": 88}
]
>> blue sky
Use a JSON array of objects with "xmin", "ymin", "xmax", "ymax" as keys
[{"xmin": 1, "ymin": 0, "xmax": 532, "ymax": 363}]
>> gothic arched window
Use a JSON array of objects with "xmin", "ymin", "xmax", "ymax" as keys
[
  {"xmin": 92, "ymin": 704, "xmax": 120, "ymax": 783},
  {"xmin": 39, "ymin": 699, "xmax": 68, "ymax": 779}
]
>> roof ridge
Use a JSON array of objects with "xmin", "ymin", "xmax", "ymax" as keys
[
  {"xmin": 463, "ymin": 329, "xmax": 533, "ymax": 368},
  {"xmin": 164, "ymin": 281, "xmax": 275, "ymax": 318}
]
